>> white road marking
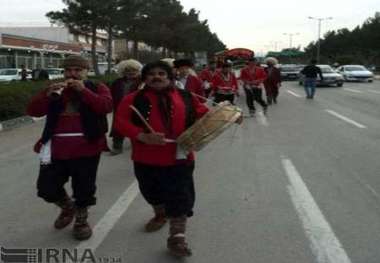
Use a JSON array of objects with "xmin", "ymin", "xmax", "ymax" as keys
[
  {"xmin": 75, "ymin": 180, "xmax": 140, "ymax": 253},
  {"xmin": 256, "ymin": 111, "xmax": 269, "ymax": 126},
  {"xmin": 368, "ymin": 90, "xmax": 380, "ymax": 95},
  {"xmin": 343, "ymin": 88, "xmax": 362, "ymax": 94},
  {"xmin": 282, "ymin": 158, "xmax": 352, "ymax": 263},
  {"xmin": 287, "ymin": 90, "xmax": 302, "ymax": 98},
  {"xmin": 325, "ymin": 110, "xmax": 367, "ymax": 129},
  {"xmin": 365, "ymin": 184, "xmax": 380, "ymax": 199}
]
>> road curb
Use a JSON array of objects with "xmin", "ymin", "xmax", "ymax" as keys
[{"xmin": 0, "ymin": 116, "xmax": 45, "ymax": 132}]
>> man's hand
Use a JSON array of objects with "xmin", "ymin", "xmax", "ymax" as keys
[
  {"xmin": 67, "ymin": 79, "xmax": 85, "ymax": 92},
  {"xmin": 46, "ymin": 82, "xmax": 66, "ymax": 97},
  {"xmin": 137, "ymin": 132, "xmax": 166, "ymax": 145},
  {"xmin": 235, "ymin": 115, "xmax": 243, "ymax": 125}
]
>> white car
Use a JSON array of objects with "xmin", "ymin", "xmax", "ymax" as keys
[
  {"xmin": 45, "ymin": 68, "xmax": 64, "ymax": 80},
  {"xmin": 337, "ymin": 65, "xmax": 374, "ymax": 82},
  {"xmin": 0, "ymin": 68, "xmax": 31, "ymax": 82}
]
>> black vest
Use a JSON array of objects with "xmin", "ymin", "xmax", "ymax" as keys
[
  {"xmin": 132, "ymin": 88, "xmax": 196, "ymax": 131},
  {"xmin": 40, "ymin": 80, "xmax": 108, "ymax": 144}
]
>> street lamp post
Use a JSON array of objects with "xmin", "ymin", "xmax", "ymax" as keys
[
  {"xmin": 308, "ymin": 16, "xmax": 333, "ymax": 62},
  {"xmin": 283, "ymin": 33, "xmax": 299, "ymax": 49}
]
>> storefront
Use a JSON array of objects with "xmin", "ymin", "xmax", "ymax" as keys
[{"xmin": 0, "ymin": 33, "xmax": 81, "ymax": 69}]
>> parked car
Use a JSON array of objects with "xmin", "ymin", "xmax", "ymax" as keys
[
  {"xmin": 0, "ymin": 68, "xmax": 32, "ymax": 82},
  {"xmin": 337, "ymin": 65, "xmax": 374, "ymax": 82},
  {"xmin": 299, "ymin": 65, "xmax": 344, "ymax": 87},
  {"xmin": 44, "ymin": 68, "xmax": 64, "ymax": 80},
  {"xmin": 279, "ymin": 64, "xmax": 301, "ymax": 80}
]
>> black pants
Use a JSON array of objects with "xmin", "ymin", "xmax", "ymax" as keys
[
  {"xmin": 243, "ymin": 87, "xmax": 267, "ymax": 111},
  {"xmin": 37, "ymin": 155, "xmax": 100, "ymax": 208},
  {"xmin": 134, "ymin": 162, "xmax": 195, "ymax": 218},
  {"xmin": 214, "ymin": 93, "xmax": 235, "ymax": 104}
]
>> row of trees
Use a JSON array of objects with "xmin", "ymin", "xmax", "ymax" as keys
[
  {"xmin": 304, "ymin": 12, "xmax": 380, "ymax": 66},
  {"xmin": 47, "ymin": 0, "xmax": 226, "ymax": 75}
]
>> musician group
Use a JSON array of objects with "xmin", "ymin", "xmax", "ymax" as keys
[{"xmin": 27, "ymin": 54, "xmax": 281, "ymax": 257}]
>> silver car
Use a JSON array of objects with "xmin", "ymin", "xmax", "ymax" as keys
[
  {"xmin": 280, "ymin": 64, "xmax": 301, "ymax": 80},
  {"xmin": 337, "ymin": 65, "xmax": 374, "ymax": 82},
  {"xmin": 299, "ymin": 65, "xmax": 344, "ymax": 87}
]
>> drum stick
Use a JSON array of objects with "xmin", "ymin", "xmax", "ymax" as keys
[
  {"xmin": 190, "ymin": 92, "xmax": 220, "ymax": 107},
  {"xmin": 129, "ymin": 105, "xmax": 156, "ymax": 133},
  {"xmin": 190, "ymin": 92, "xmax": 241, "ymax": 113}
]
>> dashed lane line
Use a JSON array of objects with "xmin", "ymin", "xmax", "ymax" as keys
[
  {"xmin": 282, "ymin": 158, "xmax": 352, "ymax": 263},
  {"xmin": 325, "ymin": 110, "xmax": 367, "ymax": 129},
  {"xmin": 287, "ymin": 90, "xmax": 302, "ymax": 98}
]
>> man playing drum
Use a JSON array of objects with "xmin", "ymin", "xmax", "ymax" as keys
[{"xmin": 114, "ymin": 61, "xmax": 209, "ymax": 257}]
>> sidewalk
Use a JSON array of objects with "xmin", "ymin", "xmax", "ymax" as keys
[{"xmin": 0, "ymin": 116, "xmax": 44, "ymax": 132}]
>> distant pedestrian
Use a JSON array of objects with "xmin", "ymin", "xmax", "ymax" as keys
[
  {"xmin": 300, "ymin": 59, "xmax": 323, "ymax": 99},
  {"xmin": 20, "ymin": 64, "xmax": 28, "ymax": 81},
  {"xmin": 263, "ymin": 57, "xmax": 281, "ymax": 105}
]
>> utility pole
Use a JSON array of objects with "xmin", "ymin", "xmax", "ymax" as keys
[
  {"xmin": 308, "ymin": 16, "xmax": 333, "ymax": 62},
  {"xmin": 283, "ymin": 33, "xmax": 299, "ymax": 49}
]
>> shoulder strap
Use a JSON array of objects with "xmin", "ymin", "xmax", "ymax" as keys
[
  {"xmin": 176, "ymin": 88, "xmax": 196, "ymax": 128},
  {"xmin": 132, "ymin": 90, "xmax": 151, "ymax": 129}
]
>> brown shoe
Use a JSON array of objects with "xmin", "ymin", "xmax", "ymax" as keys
[
  {"xmin": 73, "ymin": 208, "xmax": 92, "ymax": 240},
  {"xmin": 54, "ymin": 207, "xmax": 75, "ymax": 229},
  {"xmin": 54, "ymin": 196, "xmax": 75, "ymax": 229},
  {"xmin": 167, "ymin": 236, "xmax": 192, "ymax": 257},
  {"xmin": 145, "ymin": 205, "xmax": 167, "ymax": 232},
  {"xmin": 145, "ymin": 215, "xmax": 167, "ymax": 232}
]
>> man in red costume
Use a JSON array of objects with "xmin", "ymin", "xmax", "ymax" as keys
[
  {"xmin": 211, "ymin": 62, "xmax": 238, "ymax": 104},
  {"xmin": 199, "ymin": 62, "xmax": 217, "ymax": 97},
  {"xmin": 115, "ymin": 61, "xmax": 208, "ymax": 257},
  {"xmin": 240, "ymin": 58, "xmax": 268, "ymax": 116},
  {"xmin": 27, "ymin": 55, "xmax": 112, "ymax": 241},
  {"xmin": 174, "ymin": 58, "xmax": 205, "ymax": 99},
  {"xmin": 263, "ymin": 57, "xmax": 281, "ymax": 105}
]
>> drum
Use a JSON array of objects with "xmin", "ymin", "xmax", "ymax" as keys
[{"xmin": 177, "ymin": 101, "xmax": 242, "ymax": 152}]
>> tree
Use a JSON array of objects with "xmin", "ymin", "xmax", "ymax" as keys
[{"xmin": 47, "ymin": 0, "xmax": 119, "ymax": 75}]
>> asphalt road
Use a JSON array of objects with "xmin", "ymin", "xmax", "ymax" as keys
[{"xmin": 1, "ymin": 80, "xmax": 380, "ymax": 263}]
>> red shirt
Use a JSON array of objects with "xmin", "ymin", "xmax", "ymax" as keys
[
  {"xmin": 199, "ymin": 68, "xmax": 215, "ymax": 82},
  {"xmin": 211, "ymin": 72, "xmax": 238, "ymax": 93},
  {"xmin": 114, "ymin": 88, "xmax": 209, "ymax": 166},
  {"xmin": 27, "ymin": 83, "xmax": 113, "ymax": 160},
  {"xmin": 184, "ymin": 75, "xmax": 205, "ymax": 99},
  {"xmin": 240, "ymin": 66, "xmax": 267, "ymax": 87}
]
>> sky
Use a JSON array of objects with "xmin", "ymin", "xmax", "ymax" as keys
[{"xmin": 0, "ymin": 0, "xmax": 379, "ymax": 55}]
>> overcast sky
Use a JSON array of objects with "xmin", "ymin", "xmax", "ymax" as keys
[{"xmin": 1, "ymin": 0, "xmax": 379, "ymax": 54}]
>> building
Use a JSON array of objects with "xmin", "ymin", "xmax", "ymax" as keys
[{"xmin": 0, "ymin": 26, "xmax": 109, "ymax": 69}]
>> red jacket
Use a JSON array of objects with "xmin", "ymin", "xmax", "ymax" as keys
[
  {"xmin": 27, "ymin": 83, "xmax": 112, "ymax": 159},
  {"xmin": 240, "ymin": 66, "xmax": 267, "ymax": 87},
  {"xmin": 184, "ymin": 75, "xmax": 205, "ymax": 98},
  {"xmin": 264, "ymin": 67, "xmax": 281, "ymax": 89},
  {"xmin": 114, "ymin": 87, "xmax": 209, "ymax": 166},
  {"xmin": 211, "ymin": 72, "xmax": 238, "ymax": 93},
  {"xmin": 199, "ymin": 68, "xmax": 215, "ymax": 82}
]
